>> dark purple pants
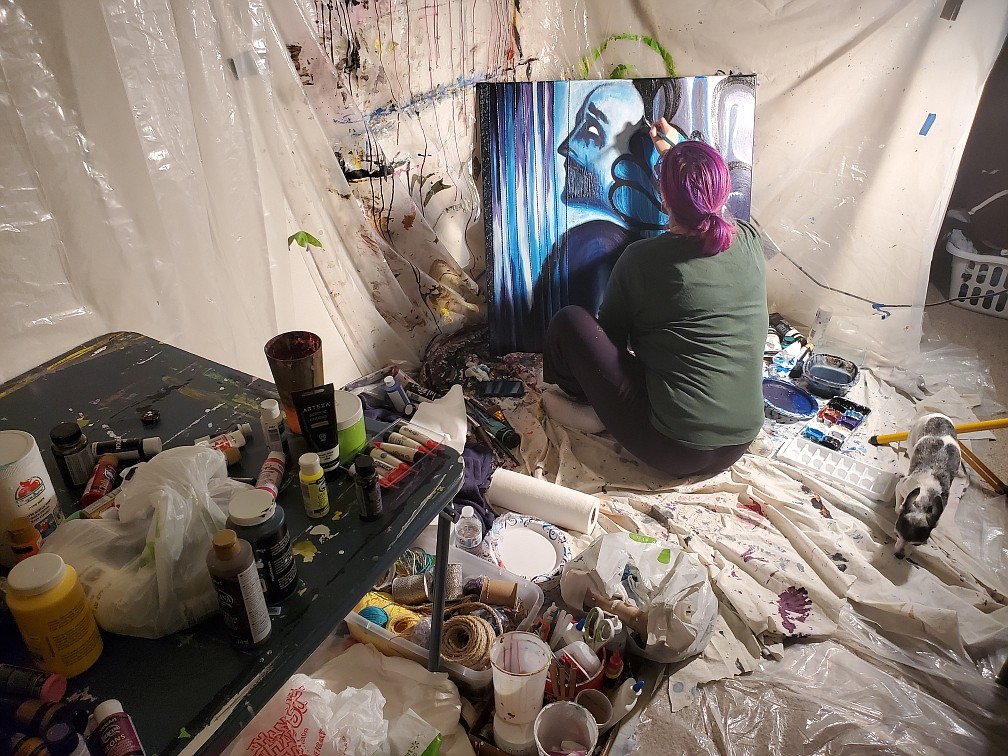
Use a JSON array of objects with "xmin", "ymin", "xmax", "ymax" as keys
[{"xmin": 543, "ymin": 306, "xmax": 748, "ymax": 478}]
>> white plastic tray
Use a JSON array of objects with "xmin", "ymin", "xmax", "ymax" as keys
[
  {"xmin": 344, "ymin": 545, "xmax": 543, "ymax": 691},
  {"xmin": 776, "ymin": 436, "xmax": 898, "ymax": 502}
]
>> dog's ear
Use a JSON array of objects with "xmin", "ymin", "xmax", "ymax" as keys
[
  {"xmin": 896, "ymin": 486, "xmax": 920, "ymax": 516},
  {"xmin": 926, "ymin": 492, "xmax": 945, "ymax": 529}
]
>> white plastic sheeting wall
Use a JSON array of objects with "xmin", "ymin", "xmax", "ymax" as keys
[{"xmin": 0, "ymin": 0, "xmax": 1006, "ymax": 385}]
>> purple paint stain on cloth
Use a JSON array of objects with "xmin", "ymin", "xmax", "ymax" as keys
[{"xmin": 777, "ymin": 586, "xmax": 812, "ymax": 633}]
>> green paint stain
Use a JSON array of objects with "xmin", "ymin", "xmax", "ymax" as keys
[
  {"xmin": 629, "ymin": 533, "xmax": 657, "ymax": 544},
  {"xmin": 577, "ymin": 34, "xmax": 677, "ymax": 79},
  {"xmin": 610, "ymin": 64, "xmax": 637, "ymax": 79},
  {"xmin": 178, "ymin": 727, "xmax": 191, "ymax": 739},
  {"xmin": 657, "ymin": 548, "xmax": 671, "ymax": 564}
]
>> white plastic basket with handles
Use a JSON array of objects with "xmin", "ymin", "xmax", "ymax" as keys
[{"xmin": 947, "ymin": 233, "xmax": 1008, "ymax": 319}]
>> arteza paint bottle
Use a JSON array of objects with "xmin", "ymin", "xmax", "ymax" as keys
[
  {"xmin": 87, "ymin": 700, "xmax": 145, "ymax": 756},
  {"xmin": 5, "ymin": 554, "xmax": 103, "ymax": 677},
  {"xmin": 226, "ymin": 491, "xmax": 298, "ymax": 605},
  {"xmin": 206, "ymin": 530, "xmax": 272, "ymax": 649},
  {"xmin": 298, "ymin": 453, "xmax": 329, "ymax": 519},
  {"xmin": 49, "ymin": 423, "xmax": 93, "ymax": 487}
]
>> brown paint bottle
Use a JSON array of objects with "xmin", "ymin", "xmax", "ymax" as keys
[{"xmin": 206, "ymin": 530, "xmax": 271, "ymax": 650}]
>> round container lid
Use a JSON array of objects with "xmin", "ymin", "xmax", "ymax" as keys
[
  {"xmin": 461, "ymin": 505, "xmax": 475, "ymax": 518},
  {"xmin": 334, "ymin": 391, "xmax": 364, "ymax": 430},
  {"xmin": 228, "ymin": 489, "xmax": 276, "ymax": 526},
  {"xmin": 354, "ymin": 454, "xmax": 374, "ymax": 472},
  {"xmin": 261, "ymin": 399, "xmax": 280, "ymax": 417},
  {"xmin": 93, "ymin": 699, "xmax": 124, "ymax": 723},
  {"xmin": 44, "ymin": 722, "xmax": 77, "ymax": 756},
  {"xmin": 0, "ymin": 430, "xmax": 34, "ymax": 466},
  {"xmin": 143, "ymin": 437, "xmax": 163, "ymax": 456},
  {"xmin": 8, "ymin": 553, "xmax": 67, "ymax": 596},
  {"xmin": 50, "ymin": 423, "xmax": 83, "ymax": 446},
  {"xmin": 299, "ymin": 452, "xmax": 322, "ymax": 474}
]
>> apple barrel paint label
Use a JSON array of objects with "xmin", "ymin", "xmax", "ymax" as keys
[
  {"xmin": 15, "ymin": 477, "xmax": 62, "ymax": 538},
  {"xmin": 2, "ymin": 431, "xmax": 63, "ymax": 566}
]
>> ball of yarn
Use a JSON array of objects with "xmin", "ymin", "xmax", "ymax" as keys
[
  {"xmin": 411, "ymin": 616, "xmax": 433, "ymax": 649},
  {"xmin": 358, "ymin": 605, "xmax": 389, "ymax": 627}
]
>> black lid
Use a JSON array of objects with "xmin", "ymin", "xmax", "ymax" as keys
[
  {"xmin": 50, "ymin": 422, "xmax": 83, "ymax": 445},
  {"xmin": 44, "ymin": 722, "xmax": 77, "ymax": 756},
  {"xmin": 354, "ymin": 454, "xmax": 374, "ymax": 472}
]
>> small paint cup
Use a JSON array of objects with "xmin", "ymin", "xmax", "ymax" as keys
[
  {"xmin": 490, "ymin": 631, "xmax": 552, "ymax": 726},
  {"xmin": 264, "ymin": 332, "xmax": 323, "ymax": 435},
  {"xmin": 334, "ymin": 390, "xmax": 366, "ymax": 464},
  {"xmin": 574, "ymin": 689, "xmax": 612, "ymax": 730},
  {"xmin": 533, "ymin": 701, "xmax": 598, "ymax": 756}
]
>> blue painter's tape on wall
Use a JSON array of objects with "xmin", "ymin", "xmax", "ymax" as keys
[{"xmin": 919, "ymin": 113, "xmax": 936, "ymax": 136}]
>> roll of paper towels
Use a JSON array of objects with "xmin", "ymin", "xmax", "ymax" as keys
[{"xmin": 486, "ymin": 469, "xmax": 600, "ymax": 534}]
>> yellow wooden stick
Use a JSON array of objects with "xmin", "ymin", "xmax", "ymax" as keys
[
  {"xmin": 958, "ymin": 442, "xmax": 1007, "ymax": 495},
  {"xmin": 870, "ymin": 417, "xmax": 1008, "ymax": 446}
]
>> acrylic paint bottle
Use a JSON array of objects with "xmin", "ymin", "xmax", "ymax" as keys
[
  {"xmin": 206, "ymin": 530, "xmax": 271, "ymax": 649},
  {"xmin": 7, "ymin": 517, "xmax": 42, "ymax": 564},
  {"xmin": 5, "ymin": 553, "xmax": 103, "ymax": 677},
  {"xmin": 45, "ymin": 721, "xmax": 91, "ymax": 756},
  {"xmin": 8, "ymin": 733, "xmax": 48, "ymax": 756},
  {"xmin": 298, "ymin": 453, "xmax": 329, "ymax": 519},
  {"xmin": 354, "ymin": 455, "xmax": 382, "ymax": 521},
  {"xmin": 0, "ymin": 698, "xmax": 90, "ymax": 736},
  {"xmin": 87, "ymin": 700, "xmax": 145, "ymax": 756},
  {"xmin": 89, "ymin": 437, "xmax": 161, "ymax": 463},
  {"xmin": 225, "ymin": 490, "xmax": 298, "ymax": 604},
  {"xmin": 333, "ymin": 391, "xmax": 367, "ymax": 464},
  {"xmin": 1, "ymin": 430, "xmax": 63, "ymax": 568},
  {"xmin": 49, "ymin": 423, "xmax": 93, "ymax": 487},
  {"xmin": 259, "ymin": 399, "xmax": 285, "ymax": 455},
  {"xmin": 253, "ymin": 452, "xmax": 286, "ymax": 501},
  {"xmin": 383, "ymin": 376, "xmax": 414, "ymax": 416},
  {"xmin": 194, "ymin": 429, "xmax": 246, "ymax": 451},
  {"xmin": 79, "ymin": 455, "xmax": 118, "ymax": 508},
  {"xmin": 0, "ymin": 664, "xmax": 67, "ymax": 702}
]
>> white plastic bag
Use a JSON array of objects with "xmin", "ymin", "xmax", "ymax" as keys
[
  {"xmin": 42, "ymin": 446, "xmax": 247, "ymax": 638},
  {"xmin": 560, "ymin": 532, "xmax": 717, "ymax": 662},
  {"xmin": 229, "ymin": 675, "xmax": 387, "ymax": 756}
]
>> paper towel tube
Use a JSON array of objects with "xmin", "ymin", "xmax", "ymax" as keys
[{"xmin": 486, "ymin": 469, "xmax": 600, "ymax": 534}]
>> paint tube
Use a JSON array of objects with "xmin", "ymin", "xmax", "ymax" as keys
[
  {"xmin": 195, "ymin": 423, "xmax": 253, "ymax": 451},
  {"xmin": 292, "ymin": 384, "xmax": 339, "ymax": 473},
  {"xmin": 371, "ymin": 442, "xmax": 424, "ymax": 464},
  {"xmin": 90, "ymin": 437, "xmax": 161, "ymax": 462},
  {"xmin": 254, "ymin": 452, "xmax": 287, "ymax": 500}
]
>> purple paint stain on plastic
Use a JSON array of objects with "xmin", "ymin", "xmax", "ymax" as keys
[
  {"xmin": 777, "ymin": 586, "xmax": 812, "ymax": 633},
  {"xmin": 741, "ymin": 546, "xmax": 766, "ymax": 564}
]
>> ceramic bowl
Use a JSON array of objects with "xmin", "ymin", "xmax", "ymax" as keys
[
  {"xmin": 762, "ymin": 378, "xmax": 818, "ymax": 423},
  {"xmin": 802, "ymin": 353, "xmax": 859, "ymax": 398}
]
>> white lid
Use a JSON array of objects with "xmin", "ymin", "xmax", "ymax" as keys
[
  {"xmin": 0, "ymin": 430, "xmax": 34, "ymax": 467},
  {"xmin": 228, "ymin": 489, "xmax": 275, "ymax": 526},
  {"xmin": 93, "ymin": 700, "xmax": 124, "ymax": 723},
  {"xmin": 299, "ymin": 452, "xmax": 322, "ymax": 475},
  {"xmin": 383, "ymin": 376, "xmax": 395, "ymax": 387},
  {"xmin": 143, "ymin": 438, "xmax": 162, "ymax": 456},
  {"xmin": 261, "ymin": 399, "xmax": 280, "ymax": 419},
  {"xmin": 8, "ymin": 553, "xmax": 66, "ymax": 596},
  {"xmin": 334, "ymin": 391, "xmax": 363, "ymax": 430},
  {"xmin": 238, "ymin": 423, "xmax": 253, "ymax": 438},
  {"xmin": 461, "ymin": 505, "xmax": 475, "ymax": 518}
]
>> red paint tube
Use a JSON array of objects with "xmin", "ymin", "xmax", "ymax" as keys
[{"xmin": 80, "ymin": 455, "xmax": 118, "ymax": 508}]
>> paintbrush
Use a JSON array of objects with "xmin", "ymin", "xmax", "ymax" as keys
[{"xmin": 643, "ymin": 115, "xmax": 676, "ymax": 149}]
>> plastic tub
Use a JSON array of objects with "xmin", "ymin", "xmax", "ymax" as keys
[
  {"xmin": 947, "ymin": 236, "xmax": 1008, "ymax": 318},
  {"xmin": 345, "ymin": 546, "xmax": 544, "ymax": 691}
]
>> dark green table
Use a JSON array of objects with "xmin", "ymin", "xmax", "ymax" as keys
[{"xmin": 0, "ymin": 333, "xmax": 464, "ymax": 756}]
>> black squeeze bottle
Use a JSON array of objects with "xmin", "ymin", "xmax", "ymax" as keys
[{"xmin": 206, "ymin": 530, "xmax": 271, "ymax": 650}]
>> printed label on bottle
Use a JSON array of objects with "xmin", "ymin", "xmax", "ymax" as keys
[
  {"xmin": 89, "ymin": 713, "xmax": 146, "ymax": 756},
  {"xmin": 263, "ymin": 422, "xmax": 283, "ymax": 453},
  {"xmin": 212, "ymin": 563, "xmax": 271, "ymax": 647},
  {"xmin": 251, "ymin": 525, "xmax": 298, "ymax": 603},
  {"xmin": 300, "ymin": 477, "xmax": 329, "ymax": 519},
  {"xmin": 59, "ymin": 449, "xmax": 94, "ymax": 486},
  {"xmin": 455, "ymin": 524, "xmax": 482, "ymax": 553}
]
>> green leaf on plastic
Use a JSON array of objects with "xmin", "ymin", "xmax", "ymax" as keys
[{"xmin": 288, "ymin": 231, "xmax": 322, "ymax": 249}]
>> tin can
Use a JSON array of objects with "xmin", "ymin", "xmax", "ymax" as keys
[{"xmin": 0, "ymin": 431, "xmax": 63, "ymax": 569}]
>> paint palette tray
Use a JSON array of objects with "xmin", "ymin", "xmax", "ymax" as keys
[
  {"xmin": 776, "ymin": 436, "xmax": 898, "ymax": 502},
  {"xmin": 800, "ymin": 396, "xmax": 871, "ymax": 450}
]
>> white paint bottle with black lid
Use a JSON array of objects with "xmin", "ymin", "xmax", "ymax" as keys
[{"xmin": 206, "ymin": 529, "xmax": 271, "ymax": 650}]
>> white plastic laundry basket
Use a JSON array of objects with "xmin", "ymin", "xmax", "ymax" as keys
[{"xmin": 947, "ymin": 237, "xmax": 1008, "ymax": 318}]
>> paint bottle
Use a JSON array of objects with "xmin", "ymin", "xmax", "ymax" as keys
[
  {"xmin": 49, "ymin": 424, "xmax": 93, "ymax": 487},
  {"xmin": 45, "ymin": 721, "xmax": 91, "ymax": 756},
  {"xmin": 7, "ymin": 518, "xmax": 42, "ymax": 564},
  {"xmin": 1, "ymin": 431, "xmax": 63, "ymax": 568},
  {"xmin": 298, "ymin": 453, "xmax": 329, "ymax": 519},
  {"xmin": 0, "ymin": 664, "xmax": 67, "ymax": 703},
  {"xmin": 0, "ymin": 698, "xmax": 90, "ymax": 736},
  {"xmin": 259, "ymin": 400, "xmax": 285, "ymax": 455},
  {"xmin": 8, "ymin": 733, "xmax": 48, "ymax": 756},
  {"xmin": 5, "ymin": 553, "xmax": 103, "ymax": 677},
  {"xmin": 225, "ymin": 490, "xmax": 298, "ymax": 604},
  {"xmin": 769, "ymin": 313, "xmax": 805, "ymax": 348},
  {"xmin": 89, "ymin": 437, "xmax": 161, "ymax": 463},
  {"xmin": 87, "ymin": 700, "xmax": 145, "ymax": 756},
  {"xmin": 383, "ymin": 376, "xmax": 414, "ymax": 416},
  {"xmin": 79, "ymin": 456, "xmax": 118, "ymax": 508},
  {"xmin": 603, "ymin": 649, "xmax": 624, "ymax": 692},
  {"xmin": 354, "ymin": 455, "xmax": 382, "ymax": 521},
  {"xmin": 195, "ymin": 429, "xmax": 247, "ymax": 451},
  {"xmin": 253, "ymin": 452, "xmax": 286, "ymax": 501},
  {"xmin": 206, "ymin": 530, "xmax": 272, "ymax": 649},
  {"xmin": 333, "ymin": 391, "xmax": 367, "ymax": 464}
]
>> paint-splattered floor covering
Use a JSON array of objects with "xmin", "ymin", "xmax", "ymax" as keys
[{"xmin": 464, "ymin": 352, "xmax": 1008, "ymax": 753}]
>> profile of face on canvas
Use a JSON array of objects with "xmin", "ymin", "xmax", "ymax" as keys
[{"xmin": 479, "ymin": 75, "xmax": 756, "ymax": 354}]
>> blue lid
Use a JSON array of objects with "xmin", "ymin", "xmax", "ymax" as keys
[{"xmin": 762, "ymin": 379, "xmax": 818, "ymax": 421}]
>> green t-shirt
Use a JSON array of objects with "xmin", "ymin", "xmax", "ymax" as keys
[{"xmin": 597, "ymin": 221, "xmax": 767, "ymax": 450}]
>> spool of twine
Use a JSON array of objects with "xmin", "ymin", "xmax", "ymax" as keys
[
  {"xmin": 354, "ymin": 591, "xmax": 422, "ymax": 637},
  {"xmin": 411, "ymin": 616, "xmax": 433, "ymax": 649},
  {"xmin": 440, "ymin": 614, "xmax": 496, "ymax": 670}
]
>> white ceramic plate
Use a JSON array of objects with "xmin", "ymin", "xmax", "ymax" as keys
[{"xmin": 483, "ymin": 513, "xmax": 570, "ymax": 591}]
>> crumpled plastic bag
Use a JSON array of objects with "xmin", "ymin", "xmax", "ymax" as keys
[
  {"xmin": 228, "ymin": 675, "xmax": 387, "ymax": 756},
  {"xmin": 560, "ymin": 532, "xmax": 717, "ymax": 662},
  {"xmin": 42, "ymin": 445, "xmax": 248, "ymax": 638}
]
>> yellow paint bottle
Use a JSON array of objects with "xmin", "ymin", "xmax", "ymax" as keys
[{"xmin": 6, "ymin": 553, "xmax": 103, "ymax": 677}]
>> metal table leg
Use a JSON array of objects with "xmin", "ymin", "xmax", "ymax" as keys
[{"xmin": 428, "ymin": 505, "xmax": 455, "ymax": 671}]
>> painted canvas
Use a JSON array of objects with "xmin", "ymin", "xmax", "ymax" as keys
[{"xmin": 479, "ymin": 75, "xmax": 756, "ymax": 354}]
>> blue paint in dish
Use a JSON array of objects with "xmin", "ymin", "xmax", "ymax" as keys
[{"xmin": 762, "ymin": 379, "xmax": 818, "ymax": 423}]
